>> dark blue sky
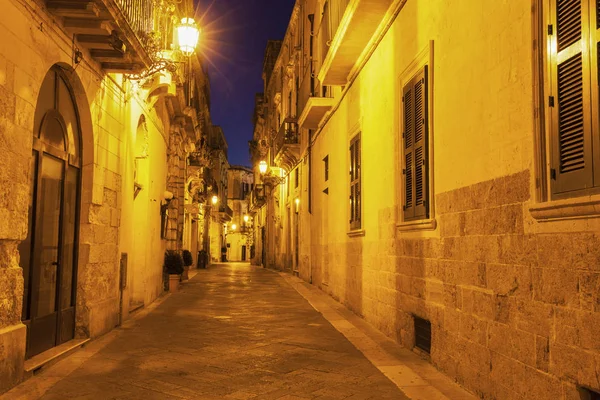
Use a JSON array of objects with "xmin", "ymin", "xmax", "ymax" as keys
[{"xmin": 196, "ymin": 0, "xmax": 295, "ymax": 167}]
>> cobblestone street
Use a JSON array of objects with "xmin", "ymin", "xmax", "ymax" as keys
[{"xmin": 3, "ymin": 264, "xmax": 410, "ymax": 400}]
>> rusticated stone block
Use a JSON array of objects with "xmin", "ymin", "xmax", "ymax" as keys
[
  {"xmin": 442, "ymin": 259, "xmax": 460, "ymax": 284},
  {"xmin": 579, "ymin": 271, "xmax": 600, "ymax": 312},
  {"xmin": 510, "ymin": 298, "xmax": 553, "ymax": 337},
  {"xmin": 494, "ymin": 294, "xmax": 511, "ymax": 324},
  {"xmin": 436, "ymin": 191, "xmax": 450, "ymax": 215},
  {"xmin": 443, "ymin": 283, "xmax": 459, "ymax": 309},
  {"xmin": 488, "ymin": 322, "xmax": 535, "ymax": 366},
  {"xmin": 444, "ymin": 307, "xmax": 461, "ymax": 333},
  {"xmin": 0, "ymin": 84, "xmax": 15, "ymax": 123},
  {"xmin": 537, "ymin": 234, "xmax": 572, "ymax": 269},
  {"xmin": 455, "ymin": 335, "xmax": 491, "ymax": 371},
  {"xmin": 410, "ymin": 277, "xmax": 426, "ymax": 299},
  {"xmin": 491, "ymin": 351, "xmax": 561, "ymax": 400},
  {"xmin": 487, "ymin": 263, "xmax": 517, "ymax": 295},
  {"xmin": 462, "ymin": 287, "xmax": 495, "ymax": 319},
  {"xmin": 395, "ymin": 273, "xmax": 411, "ymax": 294},
  {"xmin": 572, "ymin": 233, "xmax": 600, "ymax": 271},
  {"xmin": 0, "ymin": 323, "xmax": 25, "ymax": 395},
  {"xmin": 459, "ymin": 261, "xmax": 487, "ymax": 287},
  {"xmin": 503, "ymin": 170, "xmax": 530, "ymax": 204},
  {"xmin": 550, "ymin": 342, "xmax": 600, "ymax": 390},
  {"xmin": 441, "ymin": 236, "xmax": 460, "ymax": 260},
  {"xmin": 532, "ymin": 268, "xmax": 579, "ymax": 307},
  {"xmin": 425, "ymin": 279, "xmax": 444, "ymax": 305},
  {"xmin": 0, "ymin": 265, "xmax": 23, "ymax": 328},
  {"xmin": 459, "ymin": 312, "xmax": 487, "ymax": 345},
  {"xmin": 440, "ymin": 212, "xmax": 465, "ymax": 237},
  {"xmin": 464, "ymin": 209, "xmax": 485, "ymax": 236},
  {"xmin": 535, "ymin": 335, "xmax": 549, "ymax": 372},
  {"xmin": 425, "ymin": 258, "xmax": 443, "ymax": 280},
  {"xmin": 498, "ymin": 234, "xmax": 538, "ymax": 267},
  {"xmin": 503, "ymin": 170, "xmax": 531, "ymax": 204}
]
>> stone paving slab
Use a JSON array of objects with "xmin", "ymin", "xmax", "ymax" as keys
[
  {"xmin": 279, "ymin": 273, "xmax": 476, "ymax": 400},
  {"xmin": 3, "ymin": 263, "xmax": 408, "ymax": 400}
]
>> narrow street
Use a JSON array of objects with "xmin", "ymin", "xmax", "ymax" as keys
[{"xmin": 4, "ymin": 264, "xmax": 409, "ymax": 400}]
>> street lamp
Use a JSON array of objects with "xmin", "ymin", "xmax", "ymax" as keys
[
  {"xmin": 243, "ymin": 215, "xmax": 249, "ymax": 223},
  {"xmin": 176, "ymin": 18, "xmax": 200, "ymax": 55},
  {"xmin": 231, "ymin": 224, "xmax": 237, "ymax": 231},
  {"xmin": 211, "ymin": 195, "xmax": 218, "ymax": 205},
  {"xmin": 259, "ymin": 160, "xmax": 268, "ymax": 175}
]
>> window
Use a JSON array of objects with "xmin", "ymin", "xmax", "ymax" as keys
[
  {"xmin": 349, "ymin": 135, "xmax": 361, "ymax": 230},
  {"xmin": 402, "ymin": 67, "xmax": 429, "ymax": 221},
  {"xmin": 547, "ymin": 0, "xmax": 600, "ymax": 198},
  {"xmin": 324, "ymin": 155, "xmax": 329, "ymax": 181}
]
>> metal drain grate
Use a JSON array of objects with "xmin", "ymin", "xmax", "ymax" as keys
[{"xmin": 414, "ymin": 316, "xmax": 431, "ymax": 353}]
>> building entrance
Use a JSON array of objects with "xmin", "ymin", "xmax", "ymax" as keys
[{"xmin": 19, "ymin": 67, "xmax": 82, "ymax": 358}]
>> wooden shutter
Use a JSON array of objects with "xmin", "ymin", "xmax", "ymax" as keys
[
  {"xmin": 349, "ymin": 135, "xmax": 361, "ymax": 230},
  {"xmin": 551, "ymin": 0, "xmax": 593, "ymax": 195},
  {"xmin": 414, "ymin": 68, "xmax": 428, "ymax": 218},
  {"xmin": 403, "ymin": 67, "xmax": 429, "ymax": 220},
  {"xmin": 403, "ymin": 82, "xmax": 415, "ymax": 220}
]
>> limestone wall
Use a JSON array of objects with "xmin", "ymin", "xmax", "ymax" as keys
[
  {"xmin": 308, "ymin": 0, "xmax": 599, "ymax": 398},
  {"xmin": 0, "ymin": 0, "xmax": 173, "ymax": 392}
]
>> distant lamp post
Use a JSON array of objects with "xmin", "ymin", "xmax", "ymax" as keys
[
  {"xmin": 294, "ymin": 197, "xmax": 300, "ymax": 214},
  {"xmin": 231, "ymin": 224, "xmax": 237, "ymax": 231},
  {"xmin": 211, "ymin": 195, "xmax": 218, "ymax": 205},
  {"xmin": 176, "ymin": 18, "xmax": 200, "ymax": 55},
  {"xmin": 259, "ymin": 160, "xmax": 268, "ymax": 175},
  {"xmin": 243, "ymin": 215, "xmax": 249, "ymax": 223}
]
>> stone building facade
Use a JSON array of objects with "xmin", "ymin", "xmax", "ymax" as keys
[
  {"xmin": 226, "ymin": 166, "xmax": 254, "ymax": 262},
  {"xmin": 251, "ymin": 0, "xmax": 600, "ymax": 399},
  {"xmin": 0, "ymin": 0, "xmax": 216, "ymax": 393}
]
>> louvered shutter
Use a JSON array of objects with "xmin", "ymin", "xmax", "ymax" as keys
[
  {"xmin": 403, "ymin": 67, "xmax": 429, "ymax": 220},
  {"xmin": 349, "ymin": 140, "xmax": 355, "ymax": 224},
  {"xmin": 355, "ymin": 137, "xmax": 361, "ymax": 226},
  {"xmin": 552, "ymin": 0, "xmax": 593, "ymax": 194},
  {"xmin": 414, "ymin": 67, "xmax": 429, "ymax": 219},
  {"xmin": 402, "ymin": 81, "xmax": 415, "ymax": 220},
  {"xmin": 349, "ymin": 136, "xmax": 361, "ymax": 230}
]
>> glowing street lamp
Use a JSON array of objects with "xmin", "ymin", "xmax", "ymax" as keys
[
  {"xmin": 243, "ymin": 215, "xmax": 249, "ymax": 223},
  {"xmin": 259, "ymin": 160, "xmax": 268, "ymax": 175},
  {"xmin": 176, "ymin": 18, "xmax": 200, "ymax": 55},
  {"xmin": 231, "ymin": 224, "xmax": 237, "ymax": 231},
  {"xmin": 211, "ymin": 195, "xmax": 218, "ymax": 205}
]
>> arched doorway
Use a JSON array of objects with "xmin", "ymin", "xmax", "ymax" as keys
[{"xmin": 19, "ymin": 66, "xmax": 82, "ymax": 358}]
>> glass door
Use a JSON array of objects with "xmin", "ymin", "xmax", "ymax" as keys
[{"xmin": 21, "ymin": 67, "xmax": 81, "ymax": 358}]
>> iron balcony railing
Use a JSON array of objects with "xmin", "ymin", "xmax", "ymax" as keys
[
  {"xmin": 249, "ymin": 184, "xmax": 266, "ymax": 211},
  {"xmin": 219, "ymin": 204, "xmax": 233, "ymax": 219},
  {"xmin": 274, "ymin": 117, "xmax": 299, "ymax": 156},
  {"xmin": 115, "ymin": 0, "xmax": 154, "ymax": 40}
]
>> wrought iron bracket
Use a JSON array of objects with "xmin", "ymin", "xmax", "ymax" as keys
[{"xmin": 126, "ymin": 59, "xmax": 178, "ymax": 81}]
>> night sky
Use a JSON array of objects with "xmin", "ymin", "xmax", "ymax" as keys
[{"xmin": 195, "ymin": 0, "xmax": 296, "ymax": 167}]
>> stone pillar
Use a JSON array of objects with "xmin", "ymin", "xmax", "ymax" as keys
[{"xmin": 0, "ymin": 241, "xmax": 26, "ymax": 394}]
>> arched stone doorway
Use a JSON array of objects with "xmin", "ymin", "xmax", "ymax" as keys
[{"xmin": 18, "ymin": 66, "xmax": 82, "ymax": 358}]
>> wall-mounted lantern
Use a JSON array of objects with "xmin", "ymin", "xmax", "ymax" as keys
[{"xmin": 259, "ymin": 160, "xmax": 268, "ymax": 175}]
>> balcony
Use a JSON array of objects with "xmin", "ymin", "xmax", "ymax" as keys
[
  {"xmin": 318, "ymin": 0, "xmax": 394, "ymax": 85},
  {"xmin": 218, "ymin": 204, "xmax": 233, "ymax": 222},
  {"xmin": 274, "ymin": 118, "xmax": 300, "ymax": 170},
  {"xmin": 297, "ymin": 65, "xmax": 334, "ymax": 130},
  {"xmin": 45, "ymin": 0, "xmax": 156, "ymax": 73},
  {"xmin": 248, "ymin": 184, "xmax": 266, "ymax": 212}
]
